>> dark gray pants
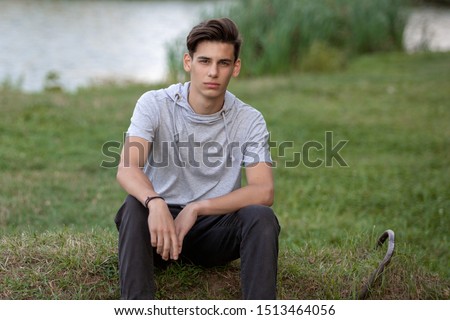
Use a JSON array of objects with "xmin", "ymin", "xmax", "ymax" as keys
[{"xmin": 115, "ymin": 195, "xmax": 280, "ymax": 300}]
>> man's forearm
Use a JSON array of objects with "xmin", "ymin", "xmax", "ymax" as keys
[
  {"xmin": 116, "ymin": 166, "xmax": 159, "ymax": 206},
  {"xmin": 193, "ymin": 183, "xmax": 274, "ymax": 216}
]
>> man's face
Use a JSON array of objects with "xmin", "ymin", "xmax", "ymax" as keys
[{"xmin": 183, "ymin": 41, "xmax": 241, "ymax": 104}]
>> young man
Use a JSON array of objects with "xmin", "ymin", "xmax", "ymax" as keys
[{"xmin": 115, "ymin": 18, "xmax": 280, "ymax": 300}]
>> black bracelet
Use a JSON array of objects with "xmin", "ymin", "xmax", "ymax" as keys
[{"xmin": 144, "ymin": 196, "xmax": 165, "ymax": 208}]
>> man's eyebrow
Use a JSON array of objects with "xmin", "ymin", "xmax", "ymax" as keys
[{"xmin": 196, "ymin": 56, "xmax": 233, "ymax": 63}]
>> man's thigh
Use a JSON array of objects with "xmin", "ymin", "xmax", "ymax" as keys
[{"xmin": 180, "ymin": 213, "xmax": 242, "ymax": 267}]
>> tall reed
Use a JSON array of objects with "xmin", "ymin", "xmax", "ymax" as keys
[{"xmin": 166, "ymin": 0, "xmax": 407, "ymax": 79}]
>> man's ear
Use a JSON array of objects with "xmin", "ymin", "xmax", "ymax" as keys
[
  {"xmin": 183, "ymin": 53, "xmax": 192, "ymax": 72},
  {"xmin": 232, "ymin": 58, "xmax": 241, "ymax": 77}
]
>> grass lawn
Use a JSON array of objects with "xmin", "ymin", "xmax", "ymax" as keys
[{"xmin": 0, "ymin": 51, "xmax": 449, "ymax": 299}]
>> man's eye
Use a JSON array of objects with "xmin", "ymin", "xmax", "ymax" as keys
[
  {"xmin": 199, "ymin": 59, "xmax": 209, "ymax": 64},
  {"xmin": 220, "ymin": 61, "xmax": 230, "ymax": 66}
]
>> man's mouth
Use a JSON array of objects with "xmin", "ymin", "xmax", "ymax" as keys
[{"xmin": 204, "ymin": 82, "xmax": 220, "ymax": 89}]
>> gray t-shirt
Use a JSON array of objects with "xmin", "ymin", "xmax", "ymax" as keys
[{"xmin": 127, "ymin": 82, "xmax": 271, "ymax": 205}]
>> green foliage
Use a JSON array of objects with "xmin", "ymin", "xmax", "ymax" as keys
[
  {"xmin": 301, "ymin": 41, "xmax": 347, "ymax": 72},
  {"xmin": 0, "ymin": 52, "xmax": 449, "ymax": 299},
  {"xmin": 166, "ymin": 0, "xmax": 408, "ymax": 79},
  {"xmin": 166, "ymin": 38, "xmax": 189, "ymax": 84},
  {"xmin": 1, "ymin": 75, "xmax": 24, "ymax": 91},
  {"xmin": 44, "ymin": 71, "xmax": 63, "ymax": 92}
]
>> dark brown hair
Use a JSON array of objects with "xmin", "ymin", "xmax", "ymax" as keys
[{"xmin": 186, "ymin": 18, "xmax": 242, "ymax": 62}]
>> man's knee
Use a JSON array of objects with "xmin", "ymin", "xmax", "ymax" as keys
[
  {"xmin": 238, "ymin": 205, "xmax": 280, "ymax": 235},
  {"xmin": 115, "ymin": 195, "xmax": 148, "ymax": 231}
]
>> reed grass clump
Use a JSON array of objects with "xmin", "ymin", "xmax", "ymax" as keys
[{"xmin": 166, "ymin": 0, "xmax": 407, "ymax": 79}]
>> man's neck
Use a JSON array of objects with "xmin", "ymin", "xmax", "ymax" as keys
[{"xmin": 188, "ymin": 93, "xmax": 225, "ymax": 115}]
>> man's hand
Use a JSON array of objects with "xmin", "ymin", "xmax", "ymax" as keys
[
  {"xmin": 147, "ymin": 199, "xmax": 180, "ymax": 261},
  {"xmin": 174, "ymin": 203, "xmax": 199, "ymax": 251}
]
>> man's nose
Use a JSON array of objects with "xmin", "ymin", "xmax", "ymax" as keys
[{"xmin": 208, "ymin": 64, "xmax": 218, "ymax": 77}]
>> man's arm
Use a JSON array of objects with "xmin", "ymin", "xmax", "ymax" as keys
[
  {"xmin": 116, "ymin": 136, "xmax": 156, "ymax": 203},
  {"xmin": 174, "ymin": 162, "xmax": 274, "ymax": 247},
  {"xmin": 116, "ymin": 136, "xmax": 180, "ymax": 261},
  {"xmin": 198, "ymin": 161, "xmax": 274, "ymax": 214}
]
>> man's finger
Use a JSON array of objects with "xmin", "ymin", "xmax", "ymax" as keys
[
  {"xmin": 156, "ymin": 232, "xmax": 164, "ymax": 255},
  {"xmin": 150, "ymin": 230, "xmax": 157, "ymax": 248},
  {"xmin": 161, "ymin": 231, "xmax": 171, "ymax": 261},
  {"xmin": 177, "ymin": 230, "xmax": 185, "ymax": 254},
  {"xmin": 171, "ymin": 232, "xmax": 180, "ymax": 260}
]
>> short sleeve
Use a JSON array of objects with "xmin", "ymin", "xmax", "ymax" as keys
[
  {"xmin": 127, "ymin": 92, "xmax": 160, "ymax": 142},
  {"xmin": 242, "ymin": 112, "xmax": 272, "ymax": 166}
]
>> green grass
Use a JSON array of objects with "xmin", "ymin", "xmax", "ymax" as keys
[{"xmin": 0, "ymin": 51, "xmax": 449, "ymax": 299}]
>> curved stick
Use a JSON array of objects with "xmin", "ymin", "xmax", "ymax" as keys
[{"xmin": 358, "ymin": 229, "xmax": 395, "ymax": 299}]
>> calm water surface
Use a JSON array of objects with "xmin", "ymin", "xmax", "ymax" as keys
[
  {"xmin": 0, "ymin": 1, "xmax": 449, "ymax": 92},
  {"xmin": 0, "ymin": 0, "xmax": 223, "ymax": 91},
  {"xmin": 404, "ymin": 6, "xmax": 450, "ymax": 52}
]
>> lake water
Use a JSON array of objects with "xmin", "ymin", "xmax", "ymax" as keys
[
  {"xmin": 0, "ymin": 0, "xmax": 225, "ymax": 91},
  {"xmin": 404, "ymin": 5, "xmax": 450, "ymax": 52},
  {"xmin": 0, "ymin": 1, "xmax": 449, "ymax": 92}
]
